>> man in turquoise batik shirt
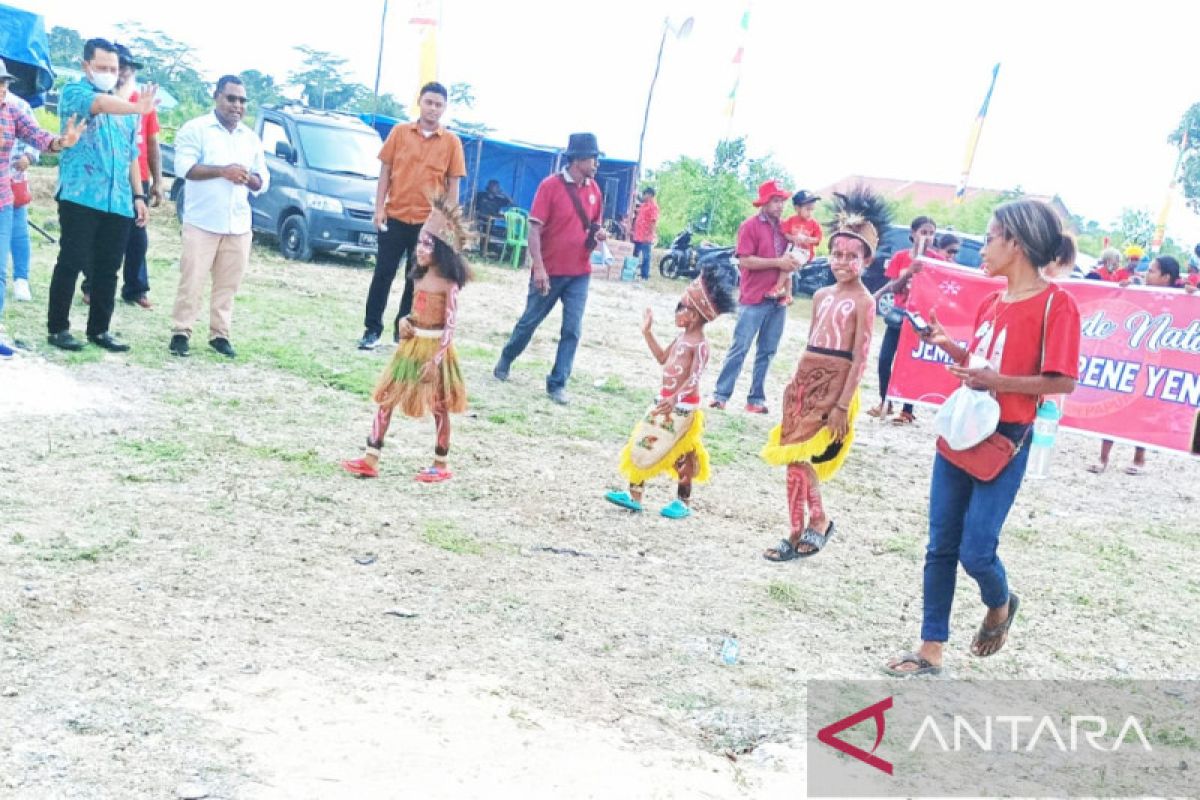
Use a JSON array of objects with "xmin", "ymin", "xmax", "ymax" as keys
[{"xmin": 45, "ymin": 37, "xmax": 157, "ymax": 352}]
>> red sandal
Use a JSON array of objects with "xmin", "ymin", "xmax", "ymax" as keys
[
  {"xmin": 414, "ymin": 466, "xmax": 453, "ymax": 483},
  {"xmin": 341, "ymin": 458, "xmax": 379, "ymax": 478}
]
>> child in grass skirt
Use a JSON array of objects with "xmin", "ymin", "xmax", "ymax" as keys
[
  {"xmin": 605, "ymin": 266, "xmax": 736, "ymax": 518},
  {"xmin": 342, "ymin": 196, "xmax": 472, "ymax": 482}
]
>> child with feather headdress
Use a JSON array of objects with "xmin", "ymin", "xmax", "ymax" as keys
[
  {"xmin": 342, "ymin": 195, "xmax": 473, "ymax": 482},
  {"xmin": 762, "ymin": 186, "xmax": 891, "ymax": 560},
  {"xmin": 605, "ymin": 266, "xmax": 737, "ymax": 519}
]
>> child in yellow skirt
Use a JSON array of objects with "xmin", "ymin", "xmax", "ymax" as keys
[
  {"xmin": 605, "ymin": 266, "xmax": 736, "ymax": 518},
  {"xmin": 342, "ymin": 197, "xmax": 472, "ymax": 482},
  {"xmin": 762, "ymin": 187, "xmax": 890, "ymax": 560}
]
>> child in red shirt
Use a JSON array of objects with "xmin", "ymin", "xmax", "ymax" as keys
[{"xmin": 768, "ymin": 191, "xmax": 823, "ymax": 306}]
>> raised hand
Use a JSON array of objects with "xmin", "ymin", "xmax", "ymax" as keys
[{"xmin": 133, "ymin": 84, "xmax": 159, "ymax": 115}]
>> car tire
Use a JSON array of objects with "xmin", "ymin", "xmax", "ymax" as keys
[
  {"xmin": 659, "ymin": 254, "xmax": 680, "ymax": 279},
  {"xmin": 279, "ymin": 214, "xmax": 313, "ymax": 261}
]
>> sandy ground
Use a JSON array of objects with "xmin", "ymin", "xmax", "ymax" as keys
[{"xmin": 1, "ymin": 176, "xmax": 1196, "ymax": 798}]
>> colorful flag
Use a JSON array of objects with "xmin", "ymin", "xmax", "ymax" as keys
[
  {"xmin": 955, "ymin": 63, "xmax": 1001, "ymax": 203},
  {"xmin": 411, "ymin": 0, "xmax": 440, "ymax": 110},
  {"xmin": 724, "ymin": 6, "xmax": 750, "ymax": 121},
  {"xmin": 1151, "ymin": 130, "xmax": 1189, "ymax": 254}
]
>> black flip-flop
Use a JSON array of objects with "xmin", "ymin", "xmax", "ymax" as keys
[
  {"xmin": 882, "ymin": 651, "xmax": 943, "ymax": 677},
  {"xmin": 971, "ymin": 592, "xmax": 1020, "ymax": 657},
  {"xmin": 763, "ymin": 538, "xmax": 801, "ymax": 562},
  {"xmin": 796, "ymin": 520, "xmax": 836, "ymax": 558}
]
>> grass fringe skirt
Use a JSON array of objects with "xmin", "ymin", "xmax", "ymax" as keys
[
  {"xmin": 617, "ymin": 408, "xmax": 711, "ymax": 485},
  {"xmin": 372, "ymin": 337, "xmax": 467, "ymax": 418},
  {"xmin": 760, "ymin": 389, "xmax": 860, "ymax": 482}
]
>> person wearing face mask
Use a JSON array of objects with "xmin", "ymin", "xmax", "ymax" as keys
[
  {"xmin": 80, "ymin": 43, "xmax": 162, "ymax": 310},
  {"xmin": 45, "ymin": 38, "xmax": 158, "ymax": 352}
]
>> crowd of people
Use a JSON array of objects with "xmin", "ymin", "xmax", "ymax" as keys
[{"xmin": 4, "ymin": 35, "xmax": 1195, "ymax": 676}]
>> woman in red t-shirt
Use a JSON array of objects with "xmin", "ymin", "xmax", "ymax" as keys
[
  {"xmin": 868, "ymin": 216, "xmax": 938, "ymax": 424},
  {"xmin": 884, "ymin": 199, "xmax": 1081, "ymax": 677}
]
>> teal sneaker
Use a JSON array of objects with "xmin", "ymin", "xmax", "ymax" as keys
[
  {"xmin": 660, "ymin": 499, "xmax": 691, "ymax": 519},
  {"xmin": 604, "ymin": 490, "xmax": 643, "ymax": 512}
]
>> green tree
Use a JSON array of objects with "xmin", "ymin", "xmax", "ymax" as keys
[
  {"xmin": 289, "ymin": 46, "xmax": 365, "ymax": 110},
  {"xmin": 1117, "ymin": 207, "xmax": 1154, "ymax": 247},
  {"xmin": 647, "ymin": 137, "xmax": 792, "ymax": 245},
  {"xmin": 447, "ymin": 81, "xmax": 492, "ymax": 135},
  {"xmin": 239, "ymin": 69, "xmax": 285, "ymax": 111},
  {"xmin": 1169, "ymin": 103, "xmax": 1200, "ymax": 214},
  {"xmin": 354, "ymin": 92, "xmax": 409, "ymax": 121},
  {"xmin": 116, "ymin": 24, "xmax": 210, "ymax": 106},
  {"xmin": 48, "ymin": 25, "xmax": 84, "ymax": 66}
]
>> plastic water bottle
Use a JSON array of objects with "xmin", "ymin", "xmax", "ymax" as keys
[
  {"xmin": 720, "ymin": 637, "xmax": 740, "ymax": 666},
  {"xmin": 1026, "ymin": 399, "xmax": 1061, "ymax": 480}
]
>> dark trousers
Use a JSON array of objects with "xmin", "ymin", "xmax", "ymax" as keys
[
  {"xmin": 362, "ymin": 219, "xmax": 422, "ymax": 337},
  {"xmin": 498, "ymin": 274, "xmax": 590, "ymax": 392},
  {"xmin": 634, "ymin": 241, "xmax": 652, "ymax": 279},
  {"xmin": 48, "ymin": 200, "xmax": 132, "ymax": 337},
  {"xmin": 877, "ymin": 323, "xmax": 914, "ymax": 415},
  {"xmin": 81, "ymin": 182, "xmax": 149, "ymax": 301}
]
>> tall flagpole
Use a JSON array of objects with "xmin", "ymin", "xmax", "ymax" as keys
[
  {"xmin": 955, "ymin": 63, "xmax": 1001, "ymax": 204},
  {"xmin": 371, "ymin": 0, "xmax": 389, "ymax": 120}
]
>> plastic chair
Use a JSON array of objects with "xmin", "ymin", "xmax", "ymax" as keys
[{"xmin": 499, "ymin": 208, "xmax": 529, "ymax": 268}]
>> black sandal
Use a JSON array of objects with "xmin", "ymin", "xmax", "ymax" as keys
[
  {"xmin": 882, "ymin": 651, "xmax": 943, "ymax": 677},
  {"xmin": 796, "ymin": 520, "xmax": 836, "ymax": 558},
  {"xmin": 971, "ymin": 592, "xmax": 1020, "ymax": 657},
  {"xmin": 763, "ymin": 538, "xmax": 801, "ymax": 562}
]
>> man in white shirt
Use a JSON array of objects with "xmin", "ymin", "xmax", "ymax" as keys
[{"xmin": 168, "ymin": 75, "xmax": 268, "ymax": 358}]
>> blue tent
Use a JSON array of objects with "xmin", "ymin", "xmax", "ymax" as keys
[
  {"xmin": 0, "ymin": 3, "xmax": 54, "ymax": 108},
  {"xmin": 360, "ymin": 114, "xmax": 638, "ymax": 222}
]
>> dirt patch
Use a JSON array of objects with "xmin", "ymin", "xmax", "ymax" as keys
[{"xmin": 1, "ymin": 180, "xmax": 1197, "ymax": 797}]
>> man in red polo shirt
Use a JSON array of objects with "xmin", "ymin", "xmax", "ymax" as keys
[
  {"xmin": 709, "ymin": 180, "xmax": 803, "ymax": 413},
  {"xmin": 493, "ymin": 133, "xmax": 607, "ymax": 405},
  {"xmin": 632, "ymin": 186, "xmax": 659, "ymax": 279}
]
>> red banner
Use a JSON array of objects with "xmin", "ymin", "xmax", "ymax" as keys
[{"xmin": 888, "ymin": 261, "xmax": 1200, "ymax": 455}]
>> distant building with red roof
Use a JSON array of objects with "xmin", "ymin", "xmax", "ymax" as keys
[{"xmin": 817, "ymin": 175, "xmax": 1078, "ymax": 233}]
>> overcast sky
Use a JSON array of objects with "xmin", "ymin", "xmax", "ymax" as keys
[{"xmin": 29, "ymin": 0, "xmax": 1200, "ymax": 246}]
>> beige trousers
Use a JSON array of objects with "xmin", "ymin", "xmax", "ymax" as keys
[{"xmin": 171, "ymin": 223, "xmax": 252, "ymax": 340}]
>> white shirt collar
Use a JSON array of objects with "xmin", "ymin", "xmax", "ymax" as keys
[{"xmin": 560, "ymin": 168, "xmax": 591, "ymax": 186}]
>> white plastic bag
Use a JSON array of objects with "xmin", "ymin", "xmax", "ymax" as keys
[{"xmin": 935, "ymin": 355, "xmax": 1000, "ymax": 450}]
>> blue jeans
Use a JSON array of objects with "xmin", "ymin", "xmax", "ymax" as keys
[
  {"xmin": 634, "ymin": 241, "xmax": 652, "ymax": 279},
  {"xmin": 0, "ymin": 204, "xmax": 12, "ymax": 321},
  {"xmin": 712, "ymin": 301, "xmax": 787, "ymax": 406},
  {"xmin": 921, "ymin": 423, "xmax": 1032, "ymax": 642},
  {"xmin": 498, "ymin": 274, "xmax": 590, "ymax": 392},
  {"xmin": 9, "ymin": 204, "xmax": 30, "ymax": 281}
]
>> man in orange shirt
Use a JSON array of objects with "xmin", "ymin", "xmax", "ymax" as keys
[{"xmin": 358, "ymin": 82, "xmax": 466, "ymax": 350}]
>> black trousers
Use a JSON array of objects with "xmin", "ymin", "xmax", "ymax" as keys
[
  {"xmin": 81, "ymin": 180, "xmax": 150, "ymax": 301},
  {"xmin": 47, "ymin": 200, "xmax": 132, "ymax": 337},
  {"xmin": 877, "ymin": 323, "xmax": 914, "ymax": 414},
  {"xmin": 362, "ymin": 219, "xmax": 422, "ymax": 337}
]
